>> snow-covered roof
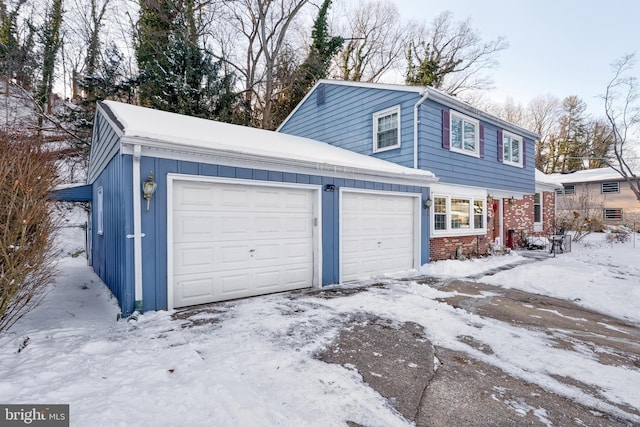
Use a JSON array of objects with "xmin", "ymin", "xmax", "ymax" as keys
[
  {"xmin": 98, "ymin": 101, "xmax": 437, "ymax": 185},
  {"xmin": 535, "ymin": 169, "xmax": 562, "ymax": 190},
  {"xmin": 278, "ymin": 79, "xmax": 540, "ymax": 141},
  {"xmin": 551, "ymin": 167, "xmax": 630, "ymax": 184}
]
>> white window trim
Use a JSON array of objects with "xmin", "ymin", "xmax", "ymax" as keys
[
  {"xmin": 450, "ymin": 111, "xmax": 480, "ymax": 158},
  {"xmin": 534, "ymin": 192, "xmax": 543, "ymax": 232},
  {"xmin": 373, "ymin": 105, "xmax": 401, "ymax": 153},
  {"xmin": 431, "ymin": 194, "xmax": 487, "ymax": 237},
  {"xmin": 502, "ymin": 130, "xmax": 523, "ymax": 168},
  {"xmin": 96, "ymin": 186, "xmax": 104, "ymax": 235},
  {"xmin": 601, "ymin": 181, "xmax": 619, "ymax": 194}
]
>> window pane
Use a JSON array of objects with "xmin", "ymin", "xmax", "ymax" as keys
[
  {"xmin": 473, "ymin": 200, "xmax": 484, "ymax": 229},
  {"xmin": 451, "ymin": 117, "xmax": 463, "ymax": 149},
  {"xmin": 451, "ymin": 198, "xmax": 470, "ymax": 229},
  {"xmin": 434, "ymin": 197, "xmax": 447, "ymax": 230},
  {"xmin": 604, "ymin": 209, "xmax": 622, "ymax": 220},
  {"xmin": 511, "ymin": 139, "xmax": 520, "ymax": 162},
  {"xmin": 534, "ymin": 193, "xmax": 541, "ymax": 223},
  {"xmin": 503, "ymin": 136, "xmax": 510, "ymax": 160},
  {"xmin": 377, "ymin": 113, "xmax": 398, "ymax": 148},
  {"xmin": 463, "ymin": 121, "xmax": 476, "ymax": 151}
]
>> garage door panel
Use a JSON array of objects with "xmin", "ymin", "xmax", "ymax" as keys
[
  {"xmin": 341, "ymin": 192, "xmax": 416, "ymax": 282},
  {"xmin": 172, "ymin": 180, "xmax": 315, "ymax": 308}
]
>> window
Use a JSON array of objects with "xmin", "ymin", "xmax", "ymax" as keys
[
  {"xmin": 450, "ymin": 112, "xmax": 479, "ymax": 156},
  {"xmin": 451, "ymin": 198, "xmax": 470, "ymax": 229},
  {"xmin": 502, "ymin": 131, "xmax": 523, "ymax": 167},
  {"xmin": 604, "ymin": 208, "xmax": 622, "ymax": 221},
  {"xmin": 473, "ymin": 200, "xmax": 484, "ymax": 229},
  {"xmin": 601, "ymin": 182, "xmax": 619, "ymax": 193},
  {"xmin": 434, "ymin": 197, "xmax": 447, "ymax": 230},
  {"xmin": 563, "ymin": 185, "xmax": 575, "ymax": 195},
  {"xmin": 373, "ymin": 106, "xmax": 400, "ymax": 152},
  {"xmin": 97, "ymin": 186, "xmax": 104, "ymax": 235},
  {"xmin": 534, "ymin": 193, "xmax": 542, "ymax": 231},
  {"xmin": 432, "ymin": 195, "xmax": 486, "ymax": 235}
]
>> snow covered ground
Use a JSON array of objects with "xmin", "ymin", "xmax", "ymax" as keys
[{"xmin": 1, "ymin": 228, "xmax": 639, "ymax": 426}]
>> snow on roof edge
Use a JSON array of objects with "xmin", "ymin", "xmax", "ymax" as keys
[{"xmin": 101, "ymin": 101, "xmax": 437, "ymax": 183}]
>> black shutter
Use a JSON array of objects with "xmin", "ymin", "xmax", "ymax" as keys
[
  {"xmin": 497, "ymin": 129, "xmax": 503, "ymax": 162},
  {"xmin": 442, "ymin": 109, "xmax": 450, "ymax": 149}
]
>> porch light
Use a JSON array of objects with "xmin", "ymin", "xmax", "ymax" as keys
[
  {"xmin": 142, "ymin": 172, "xmax": 157, "ymax": 211},
  {"xmin": 423, "ymin": 197, "xmax": 432, "ymax": 209},
  {"xmin": 509, "ymin": 196, "xmax": 515, "ymax": 205}
]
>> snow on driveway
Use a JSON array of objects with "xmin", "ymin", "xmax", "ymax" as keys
[{"xmin": 1, "ymin": 233, "xmax": 639, "ymax": 426}]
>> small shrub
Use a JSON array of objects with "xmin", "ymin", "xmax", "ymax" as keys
[{"xmin": 0, "ymin": 132, "xmax": 58, "ymax": 333}]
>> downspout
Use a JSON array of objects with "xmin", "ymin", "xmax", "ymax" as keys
[
  {"xmin": 413, "ymin": 90, "xmax": 430, "ymax": 169},
  {"xmin": 128, "ymin": 144, "xmax": 144, "ymax": 313}
]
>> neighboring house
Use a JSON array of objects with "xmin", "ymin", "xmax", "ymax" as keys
[
  {"xmin": 84, "ymin": 101, "xmax": 436, "ymax": 315},
  {"xmin": 552, "ymin": 167, "xmax": 640, "ymax": 230},
  {"xmin": 277, "ymin": 80, "xmax": 546, "ymax": 260}
]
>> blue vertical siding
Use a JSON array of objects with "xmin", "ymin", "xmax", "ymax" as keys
[
  {"xmin": 130, "ymin": 158, "xmax": 428, "ymax": 312},
  {"xmin": 91, "ymin": 154, "xmax": 134, "ymax": 315}
]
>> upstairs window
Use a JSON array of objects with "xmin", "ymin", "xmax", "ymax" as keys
[
  {"xmin": 563, "ymin": 184, "xmax": 575, "ymax": 195},
  {"xmin": 502, "ymin": 131, "xmax": 523, "ymax": 167},
  {"xmin": 601, "ymin": 182, "xmax": 619, "ymax": 193},
  {"xmin": 450, "ymin": 112, "xmax": 479, "ymax": 157},
  {"xmin": 373, "ymin": 106, "xmax": 401, "ymax": 152}
]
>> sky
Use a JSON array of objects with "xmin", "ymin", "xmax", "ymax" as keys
[
  {"xmin": 394, "ymin": 0, "xmax": 640, "ymax": 117},
  {"xmin": 0, "ymin": 219, "xmax": 639, "ymax": 425}
]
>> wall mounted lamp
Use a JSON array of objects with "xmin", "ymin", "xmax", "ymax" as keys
[
  {"xmin": 142, "ymin": 172, "xmax": 157, "ymax": 211},
  {"xmin": 508, "ymin": 196, "xmax": 515, "ymax": 205},
  {"xmin": 324, "ymin": 184, "xmax": 336, "ymax": 192},
  {"xmin": 423, "ymin": 196, "xmax": 432, "ymax": 209}
]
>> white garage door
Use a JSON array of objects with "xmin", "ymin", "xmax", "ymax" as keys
[
  {"xmin": 341, "ymin": 191, "xmax": 417, "ymax": 282},
  {"xmin": 171, "ymin": 180, "xmax": 315, "ymax": 308}
]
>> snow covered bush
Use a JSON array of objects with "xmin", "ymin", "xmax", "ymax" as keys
[{"xmin": 0, "ymin": 132, "xmax": 58, "ymax": 333}]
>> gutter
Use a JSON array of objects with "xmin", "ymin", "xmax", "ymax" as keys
[
  {"xmin": 127, "ymin": 144, "xmax": 144, "ymax": 313},
  {"xmin": 413, "ymin": 90, "xmax": 429, "ymax": 169},
  {"xmin": 120, "ymin": 138, "xmax": 439, "ymax": 185}
]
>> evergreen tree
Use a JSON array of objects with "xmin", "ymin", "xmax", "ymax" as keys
[
  {"xmin": 36, "ymin": 0, "xmax": 63, "ymax": 128},
  {"xmin": 1, "ymin": 1, "xmax": 37, "ymax": 89},
  {"xmin": 271, "ymin": 0, "xmax": 343, "ymax": 128},
  {"xmin": 135, "ymin": 0, "xmax": 237, "ymax": 120}
]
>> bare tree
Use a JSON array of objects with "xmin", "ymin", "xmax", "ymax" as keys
[
  {"xmin": 405, "ymin": 11, "xmax": 507, "ymax": 96},
  {"xmin": 332, "ymin": 0, "xmax": 408, "ymax": 83},
  {"xmin": 0, "ymin": 131, "xmax": 58, "ymax": 333},
  {"xmin": 210, "ymin": 0, "xmax": 311, "ymax": 128},
  {"xmin": 602, "ymin": 53, "xmax": 640, "ymax": 202}
]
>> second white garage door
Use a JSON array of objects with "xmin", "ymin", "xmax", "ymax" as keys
[
  {"xmin": 341, "ymin": 191, "xmax": 418, "ymax": 282},
  {"xmin": 171, "ymin": 179, "xmax": 317, "ymax": 308}
]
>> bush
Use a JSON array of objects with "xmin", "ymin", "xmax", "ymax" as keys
[{"xmin": 0, "ymin": 133, "xmax": 58, "ymax": 333}]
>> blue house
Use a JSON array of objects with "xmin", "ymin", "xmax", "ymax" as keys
[
  {"xmin": 87, "ymin": 101, "xmax": 436, "ymax": 315},
  {"xmin": 277, "ymin": 80, "xmax": 543, "ymax": 260}
]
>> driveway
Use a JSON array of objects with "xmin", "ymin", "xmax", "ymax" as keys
[{"xmin": 317, "ymin": 277, "xmax": 640, "ymax": 427}]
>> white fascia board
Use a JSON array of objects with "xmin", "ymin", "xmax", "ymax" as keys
[
  {"xmin": 120, "ymin": 138, "xmax": 438, "ymax": 188},
  {"xmin": 430, "ymin": 182, "xmax": 487, "ymax": 198}
]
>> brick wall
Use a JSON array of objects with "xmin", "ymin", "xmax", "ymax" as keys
[
  {"xmin": 430, "ymin": 235, "xmax": 491, "ymax": 261},
  {"xmin": 542, "ymin": 191, "xmax": 556, "ymax": 233},
  {"xmin": 429, "ymin": 193, "xmax": 553, "ymax": 261}
]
